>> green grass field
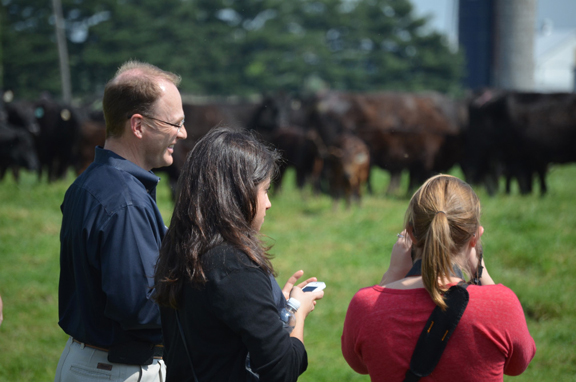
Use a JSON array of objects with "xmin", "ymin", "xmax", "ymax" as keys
[{"xmin": 1, "ymin": 165, "xmax": 575, "ymax": 381}]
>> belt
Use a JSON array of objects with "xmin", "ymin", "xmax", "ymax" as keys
[{"xmin": 72, "ymin": 338, "xmax": 163, "ymax": 359}]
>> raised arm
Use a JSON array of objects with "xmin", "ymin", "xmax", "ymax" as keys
[{"xmin": 379, "ymin": 230, "xmax": 414, "ymax": 286}]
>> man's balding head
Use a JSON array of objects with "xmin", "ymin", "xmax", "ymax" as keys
[{"xmin": 103, "ymin": 61, "xmax": 181, "ymax": 138}]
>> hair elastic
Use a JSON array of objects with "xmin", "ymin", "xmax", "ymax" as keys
[{"xmin": 435, "ymin": 210, "xmax": 446, "ymax": 215}]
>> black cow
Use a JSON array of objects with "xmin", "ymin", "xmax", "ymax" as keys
[
  {"xmin": 1, "ymin": 92, "xmax": 41, "ymax": 180},
  {"xmin": 33, "ymin": 96, "xmax": 82, "ymax": 182},
  {"xmin": 0, "ymin": 123, "xmax": 40, "ymax": 180},
  {"xmin": 75, "ymin": 118, "xmax": 106, "ymax": 176},
  {"xmin": 6, "ymin": 100, "xmax": 41, "ymax": 136},
  {"xmin": 463, "ymin": 90, "xmax": 576, "ymax": 195},
  {"xmin": 268, "ymin": 126, "xmax": 323, "ymax": 195}
]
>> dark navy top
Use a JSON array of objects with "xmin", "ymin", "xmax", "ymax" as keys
[{"xmin": 58, "ymin": 147, "xmax": 166, "ymax": 348}]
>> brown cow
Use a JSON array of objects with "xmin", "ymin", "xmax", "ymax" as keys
[
  {"xmin": 325, "ymin": 133, "xmax": 370, "ymax": 209},
  {"xmin": 164, "ymin": 100, "xmax": 262, "ymax": 195},
  {"xmin": 309, "ymin": 91, "xmax": 465, "ymax": 195},
  {"xmin": 166, "ymin": 95, "xmax": 310, "ymax": 197}
]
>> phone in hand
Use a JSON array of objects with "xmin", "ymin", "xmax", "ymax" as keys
[{"xmin": 302, "ymin": 281, "xmax": 326, "ymax": 292}]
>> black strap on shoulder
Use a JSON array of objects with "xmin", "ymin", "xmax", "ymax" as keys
[
  {"xmin": 176, "ymin": 310, "xmax": 200, "ymax": 382},
  {"xmin": 403, "ymin": 283, "xmax": 469, "ymax": 382},
  {"xmin": 402, "ymin": 260, "xmax": 470, "ymax": 381}
]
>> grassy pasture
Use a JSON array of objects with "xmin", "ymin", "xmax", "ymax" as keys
[{"xmin": 0, "ymin": 165, "xmax": 575, "ymax": 381}]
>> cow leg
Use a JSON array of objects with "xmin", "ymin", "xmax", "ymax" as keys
[
  {"xmin": 505, "ymin": 174, "xmax": 512, "ymax": 194},
  {"xmin": 366, "ymin": 169, "xmax": 374, "ymax": 195},
  {"xmin": 11, "ymin": 167, "xmax": 20, "ymax": 182},
  {"xmin": 273, "ymin": 164, "xmax": 288, "ymax": 195},
  {"xmin": 55, "ymin": 159, "xmax": 69, "ymax": 181},
  {"xmin": 344, "ymin": 182, "xmax": 353, "ymax": 210},
  {"xmin": 311, "ymin": 157, "xmax": 323, "ymax": 196},
  {"xmin": 537, "ymin": 167, "xmax": 547, "ymax": 196},
  {"xmin": 295, "ymin": 167, "xmax": 306, "ymax": 191},
  {"xmin": 36, "ymin": 164, "xmax": 44, "ymax": 182},
  {"xmin": 353, "ymin": 183, "xmax": 362, "ymax": 207},
  {"xmin": 517, "ymin": 168, "xmax": 533, "ymax": 195},
  {"xmin": 331, "ymin": 190, "xmax": 341, "ymax": 211},
  {"xmin": 407, "ymin": 168, "xmax": 425, "ymax": 195},
  {"xmin": 484, "ymin": 171, "xmax": 499, "ymax": 196},
  {"xmin": 48, "ymin": 160, "xmax": 57, "ymax": 183},
  {"xmin": 386, "ymin": 170, "xmax": 401, "ymax": 195}
]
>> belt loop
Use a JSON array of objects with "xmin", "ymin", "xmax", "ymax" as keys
[
  {"xmin": 159, "ymin": 360, "xmax": 164, "ymax": 382},
  {"xmin": 81, "ymin": 342, "xmax": 86, "ymax": 349}
]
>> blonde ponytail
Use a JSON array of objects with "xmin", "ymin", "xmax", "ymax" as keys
[{"xmin": 422, "ymin": 211, "xmax": 454, "ymax": 310}]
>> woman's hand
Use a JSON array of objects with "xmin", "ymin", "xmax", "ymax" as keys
[
  {"xmin": 290, "ymin": 285, "xmax": 324, "ymax": 318},
  {"xmin": 282, "ymin": 270, "xmax": 317, "ymax": 301},
  {"xmin": 379, "ymin": 229, "xmax": 414, "ymax": 286},
  {"xmin": 469, "ymin": 244, "xmax": 495, "ymax": 285},
  {"xmin": 288, "ymin": 283, "xmax": 324, "ymax": 344}
]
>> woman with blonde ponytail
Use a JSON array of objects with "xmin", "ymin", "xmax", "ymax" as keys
[{"xmin": 342, "ymin": 175, "xmax": 535, "ymax": 381}]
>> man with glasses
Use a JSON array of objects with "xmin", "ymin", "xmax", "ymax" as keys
[{"xmin": 55, "ymin": 61, "xmax": 187, "ymax": 382}]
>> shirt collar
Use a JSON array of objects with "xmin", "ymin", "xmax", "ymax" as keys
[{"xmin": 94, "ymin": 146, "xmax": 161, "ymax": 196}]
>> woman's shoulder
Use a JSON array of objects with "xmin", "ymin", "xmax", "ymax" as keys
[
  {"xmin": 349, "ymin": 284, "xmax": 424, "ymax": 307},
  {"xmin": 467, "ymin": 283, "xmax": 520, "ymax": 301},
  {"xmin": 466, "ymin": 284, "xmax": 527, "ymax": 316},
  {"xmin": 204, "ymin": 243, "xmax": 241, "ymax": 259},
  {"xmin": 203, "ymin": 243, "xmax": 261, "ymax": 277}
]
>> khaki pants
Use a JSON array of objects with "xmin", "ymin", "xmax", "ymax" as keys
[{"xmin": 54, "ymin": 337, "xmax": 165, "ymax": 382}]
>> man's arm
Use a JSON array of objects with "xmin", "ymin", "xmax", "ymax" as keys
[{"xmin": 99, "ymin": 205, "xmax": 163, "ymax": 335}]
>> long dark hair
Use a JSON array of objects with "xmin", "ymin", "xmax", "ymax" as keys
[{"xmin": 154, "ymin": 127, "xmax": 280, "ymax": 309}]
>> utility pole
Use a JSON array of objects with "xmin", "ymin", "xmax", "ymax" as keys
[
  {"xmin": 0, "ymin": 7, "xmax": 4, "ymax": 90},
  {"xmin": 52, "ymin": 0, "xmax": 72, "ymax": 103}
]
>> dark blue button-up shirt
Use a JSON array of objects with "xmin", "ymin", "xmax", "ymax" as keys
[{"xmin": 58, "ymin": 147, "xmax": 166, "ymax": 348}]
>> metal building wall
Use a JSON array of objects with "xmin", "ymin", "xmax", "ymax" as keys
[
  {"xmin": 492, "ymin": 0, "xmax": 537, "ymax": 90},
  {"xmin": 458, "ymin": 0, "xmax": 537, "ymax": 91}
]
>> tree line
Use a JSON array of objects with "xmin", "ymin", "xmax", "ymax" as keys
[{"xmin": 1, "ymin": 0, "xmax": 464, "ymax": 101}]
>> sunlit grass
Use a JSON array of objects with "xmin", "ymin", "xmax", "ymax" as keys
[{"xmin": 1, "ymin": 164, "xmax": 575, "ymax": 381}]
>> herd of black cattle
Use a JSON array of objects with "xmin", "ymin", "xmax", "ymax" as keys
[{"xmin": 1, "ymin": 88, "xmax": 575, "ymax": 206}]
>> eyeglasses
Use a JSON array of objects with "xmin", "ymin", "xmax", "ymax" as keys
[{"xmin": 139, "ymin": 114, "xmax": 185, "ymax": 134}]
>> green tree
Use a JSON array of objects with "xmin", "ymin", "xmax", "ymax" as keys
[{"xmin": 1, "ymin": 0, "xmax": 463, "ymax": 100}]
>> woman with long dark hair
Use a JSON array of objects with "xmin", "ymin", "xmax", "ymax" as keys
[
  {"xmin": 342, "ymin": 174, "xmax": 536, "ymax": 381},
  {"xmin": 154, "ymin": 127, "xmax": 324, "ymax": 382}
]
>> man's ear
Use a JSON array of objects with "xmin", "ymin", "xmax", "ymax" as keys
[{"xmin": 130, "ymin": 114, "xmax": 144, "ymax": 139}]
